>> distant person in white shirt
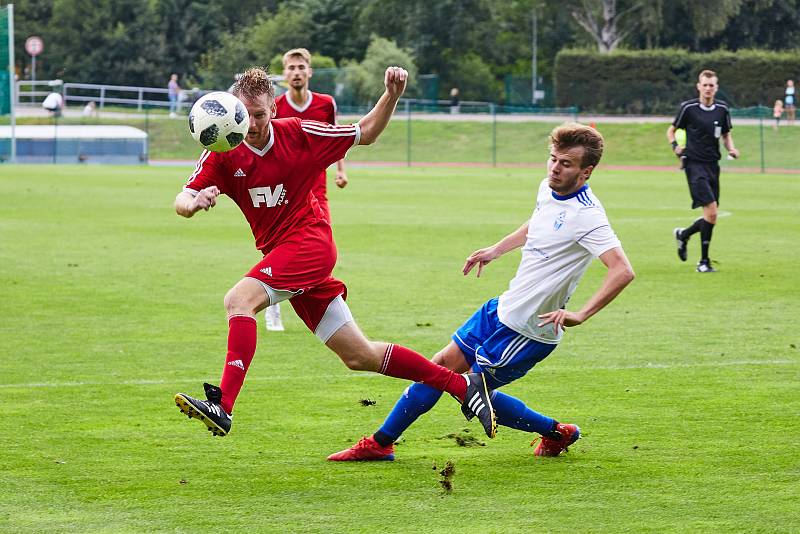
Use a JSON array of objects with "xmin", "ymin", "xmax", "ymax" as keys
[
  {"xmin": 82, "ymin": 100, "xmax": 98, "ymax": 118},
  {"xmin": 329, "ymin": 122, "xmax": 635, "ymax": 462},
  {"xmin": 42, "ymin": 92, "xmax": 63, "ymax": 117}
]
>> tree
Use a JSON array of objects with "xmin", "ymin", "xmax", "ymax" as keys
[
  {"xmin": 568, "ymin": 0, "xmax": 645, "ymax": 53},
  {"xmin": 342, "ymin": 36, "xmax": 417, "ymax": 103}
]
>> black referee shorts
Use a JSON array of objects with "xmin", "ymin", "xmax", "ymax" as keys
[{"xmin": 684, "ymin": 161, "xmax": 720, "ymax": 209}]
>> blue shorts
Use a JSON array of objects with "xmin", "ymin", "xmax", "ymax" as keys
[{"xmin": 452, "ymin": 298, "xmax": 557, "ymax": 389}]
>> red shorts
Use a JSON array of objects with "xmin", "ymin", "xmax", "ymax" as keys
[{"xmin": 245, "ymin": 221, "xmax": 346, "ymax": 333}]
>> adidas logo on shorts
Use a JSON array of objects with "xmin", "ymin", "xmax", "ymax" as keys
[{"xmin": 234, "ymin": 168, "xmax": 246, "ymax": 177}]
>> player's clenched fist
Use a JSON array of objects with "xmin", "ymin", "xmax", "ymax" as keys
[
  {"xmin": 193, "ymin": 186, "xmax": 220, "ymax": 212},
  {"xmin": 384, "ymin": 66, "xmax": 408, "ymax": 98}
]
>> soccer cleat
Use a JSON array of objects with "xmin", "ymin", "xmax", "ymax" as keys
[
  {"xmin": 674, "ymin": 228, "xmax": 688, "ymax": 262},
  {"xmin": 265, "ymin": 304, "xmax": 284, "ymax": 331},
  {"xmin": 532, "ymin": 423, "xmax": 581, "ymax": 457},
  {"xmin": 461, "ymin": 372, "xmax": 497, "ymax": 439},
  {"xmin": 327, "ymin": 436, "xmax": 395, "ymax": 461},
  {"xmin": 174, "ymin": 382, "xmax": 232, "ymax": 437},
  {"xmin": 696, "ymin": 259, "xmax": 717, "ymax": 273}
]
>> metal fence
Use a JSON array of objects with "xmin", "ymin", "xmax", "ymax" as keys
[{"xmin": 3, "ymin": 80, "xmax": 799, "ymax": 172}]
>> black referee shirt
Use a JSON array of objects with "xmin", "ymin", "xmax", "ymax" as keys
[{"xmin": 672, "ymin": 98, "xmax": 732, "ymax": 162}]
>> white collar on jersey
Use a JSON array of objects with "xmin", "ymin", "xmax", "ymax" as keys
[
  {"xmin": 286, "ymin": 90, "xmax": 313, "ymax": 113},
  {"xmin": 244, "ymin": 122, "xmax": 275, "ymax": 157},
  {"xmin": 699, "ymin": 102, "xmax": 716, "ymax": 111}
]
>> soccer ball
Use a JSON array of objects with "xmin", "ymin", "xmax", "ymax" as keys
[{"xmin": 188, "ymin": 91, "xmax": 249, "ymax": 152}]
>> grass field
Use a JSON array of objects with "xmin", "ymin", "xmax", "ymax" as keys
[
  {"xmin": 6, "ymin": 114, "xmax": 800, "ymax": 170},
  {"xmin": 1, "ymin": 163, "xmax": 799, "ymax": 533}
]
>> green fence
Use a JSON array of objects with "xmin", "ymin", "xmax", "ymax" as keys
[{"xmin": 2, "ymin": 103, "xmax": 799, "ymax": 173}]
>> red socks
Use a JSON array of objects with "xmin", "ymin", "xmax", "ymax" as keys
[
  {"xmin": 219, "ymin": 315, "xmax": 257, "ymax": 414},
  {"xmin": 380, "ymin": 344, "xmax": 467, "ymax": 401}
]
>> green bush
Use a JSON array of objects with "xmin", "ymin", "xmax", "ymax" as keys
[{"xmin": 555, "ymin": 49, "xmax": 800, "ymax": 114}]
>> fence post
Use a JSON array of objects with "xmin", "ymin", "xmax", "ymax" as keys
[
  {"xmin": 100, "ymin": 86, "xmax": 106, "ymax": 110},
  {"xmin": 490, "ymin": 102, "xmax": 497, "ymax": 167},
  {"xmin": 759, "ymin": 105, "xmax": 765, "ymax": 174},
  {"xmin": 405, "ymin": 99, "xmax": 411, "ymax": 167},
  {"xmin": 138, "ymin": 89, "xmax": 143, "ymax": 111}
]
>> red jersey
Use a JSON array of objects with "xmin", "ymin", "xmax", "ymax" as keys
[
  {"xmin": 275, "ymin": 91, "xmax": 337, "ymax": 124},
  {"xmin": 274, "ymin": 92, "xmax": 339, "ymax": 221},
  {"xmin": 184, "ymin": 118, "xmax": 360, "ymax": 253}
]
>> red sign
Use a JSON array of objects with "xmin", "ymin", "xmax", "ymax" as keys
[{"xmin": 25, "ymin": 36, "xmax": 44, "ymax": 56}]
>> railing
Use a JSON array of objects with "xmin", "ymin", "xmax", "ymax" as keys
[{"xmin": 15, "ymin": 80, "xmax": 210, "ymax": 111}]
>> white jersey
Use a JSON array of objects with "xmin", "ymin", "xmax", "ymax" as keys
[{"xmin": 497, "ymin": 179, "xmax": 621, "ymax": 344}]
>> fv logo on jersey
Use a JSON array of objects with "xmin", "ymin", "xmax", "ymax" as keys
[
  {"xmin": 249, "ymin": 185, "xmax": 286, "ymax": 208},
  {"xmin": 553, "ymin": 210, "xmax": 567, "ymax": 231}
]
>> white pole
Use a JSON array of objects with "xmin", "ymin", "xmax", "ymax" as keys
[
  {"xmin": 531, "ymin": 6, "xmax": 538, "ymax": 104},
  {"xmin": 8, "ymin": 4, "xmax": 15, "ymax": 163}
]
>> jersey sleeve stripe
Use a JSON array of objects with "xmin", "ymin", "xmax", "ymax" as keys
[
  {"xmin": 576, "ymin": 224, "xmax": 611, "ymax": 242},
  {"xmin": 301, "ymin": 122, "xmax": 358, "ymax": 133},
  {"xmin": 187, "ymin": 149, "xmax": 211, "ymax": 183}
]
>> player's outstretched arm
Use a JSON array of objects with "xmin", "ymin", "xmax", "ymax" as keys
[
  {"xmin": 358, "ymin": 66, "xmax": 408, "ymax": 145},
  {"xmin": 174, "ymin": 186, "xmax": 220, "ymax": 218},
  {"xmin": 537, "ymin": 246, "xmax": 634, "ymax": 333},
  {"xmin": 463, "ymin": 222, "xmax": 529, "ymax": 277}
]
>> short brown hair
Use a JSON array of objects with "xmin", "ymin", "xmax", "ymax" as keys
[
  {"xmin": 231, "ymin": 67, "xmax": 274, "ymax": 101},
  {"xmin": 549, "ymin": 122, "xmax": 604, "ymax": 168},
  {"xmin": 699, "ymin": 69, "xmax": 717, "ymax": 80},
  {"xmin": 282, "ymin": 48, "xmax": 311, "ymax": 67}
]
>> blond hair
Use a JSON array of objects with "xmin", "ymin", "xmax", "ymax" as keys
[
  {"xmin": 231, "ymin": 67, "xmax": 274, "ymax": 101},
  {"xmin": 549, "ymin": 122, "xmax": 604, "ymax": 168},
  {"xmin": 699, "ymin": 69, "xmax": 717, "ymax": 81},
  {"xmin": 282, "ymin": 48, "xmax": 312, "ymax": 67}
]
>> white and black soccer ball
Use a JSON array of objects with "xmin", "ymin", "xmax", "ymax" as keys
[{"xmin": 188, "ymin": 91, "xmax": 249, "ymax": 152}]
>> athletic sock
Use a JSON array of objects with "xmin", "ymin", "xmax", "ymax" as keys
[
  {"xmin": 700, "ymin": 219, "xmax": 715, "ymax": 261},
  {"xmin": 380, "ymin": 344, "xmax": 467, "ymax": 401},
  {"xmin": 491, "ymin": 390, "xmax": 555, "ymax": 435},
  {"xmin": 681, "ymin": 217, "xmax": 703, "ymax": 240},
  {"xmin": 375, "ymin": 382, "xmax": 444, "ymax": 444},
  {"xmin": 218, "ymin": 315, "xmax": 257, "ymax": 414}
]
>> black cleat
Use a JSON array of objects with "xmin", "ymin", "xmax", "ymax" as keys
[
  {"xmin": 696, "ymin": 259, "xmax": 717, "ymax": 273},
  {"xmin": 674, "ymin": 228, "xmax": 688, "ymax": 262},
  {"xmin": 461, "ymin": 373, "xmax": 497, "ymax": 438},
  {"xmin": 175, "ymin": 382, "xmax": 232, "ymax": 436}
]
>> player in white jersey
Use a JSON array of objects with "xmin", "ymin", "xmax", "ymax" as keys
[{"xmin": 329, "ymin": 122, "xmax": 635, "ymax": 461}]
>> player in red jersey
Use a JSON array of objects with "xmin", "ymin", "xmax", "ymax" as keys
[
  {"xmin": 173, "ymin": 66, "xmax": 497, "ymax": 441},
  {"xmin": 265, "ymin": 48, "xmax": 348, "ymax": 332}
]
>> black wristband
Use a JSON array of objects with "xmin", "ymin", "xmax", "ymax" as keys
[{"xmin": 671, "ymin": 141, "xmax": 678, "ymax": 149}]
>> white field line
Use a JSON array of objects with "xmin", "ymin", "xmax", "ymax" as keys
[{"xmin": 1, "ymin": 358, "xmax": 794, "ymax": 389}]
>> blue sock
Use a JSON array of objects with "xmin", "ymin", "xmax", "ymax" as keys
[
  {"xmin": 491, "ymin": 390, "xmax": 554, "ymax": 435},
  {"xmin": 375, "ymin": 382, "xmax": 444, "ymax": 443}
]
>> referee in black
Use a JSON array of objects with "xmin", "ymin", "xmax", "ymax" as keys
[{"xmin": 667, "ymin": 69, "xmax": 740, "ymax": 273}]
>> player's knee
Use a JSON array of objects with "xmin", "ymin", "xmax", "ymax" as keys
[
  {"xmin": 337, "ymin": 341, "xmax": 383, "ymax": 371},
  {"xmin": 223, "ymin": 287, "xmax": 258, "ymax": 315}
]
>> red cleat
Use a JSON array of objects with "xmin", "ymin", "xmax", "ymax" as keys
[
  {"xmin": 327, "ymin": 436, "xmax": 395, "ymax": 461},
  {"xmin": 532, "ymin": 423, "xmax": 581, "ymax": 457}
]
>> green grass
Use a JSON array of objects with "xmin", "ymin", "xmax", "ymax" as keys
[
  {"xmin": 5, "ymin": 114, "xmax": 800, "ymax": 169},
  {"xmin": 1, "ymin": 164, "xmax": 798, "ymax": 533}
]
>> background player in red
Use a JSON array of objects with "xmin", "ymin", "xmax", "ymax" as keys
[
  {"xmin": 265, "ymin": 47, "xmax": 349, "ymax": 332},
  {"xmin": 173, "ymin": 66, "xmax": 496, "ymax": 440}
]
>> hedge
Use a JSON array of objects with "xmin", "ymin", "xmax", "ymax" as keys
[{"xmin": 554, "ymin": 48, "xmax": 800, "ymax": 114}]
